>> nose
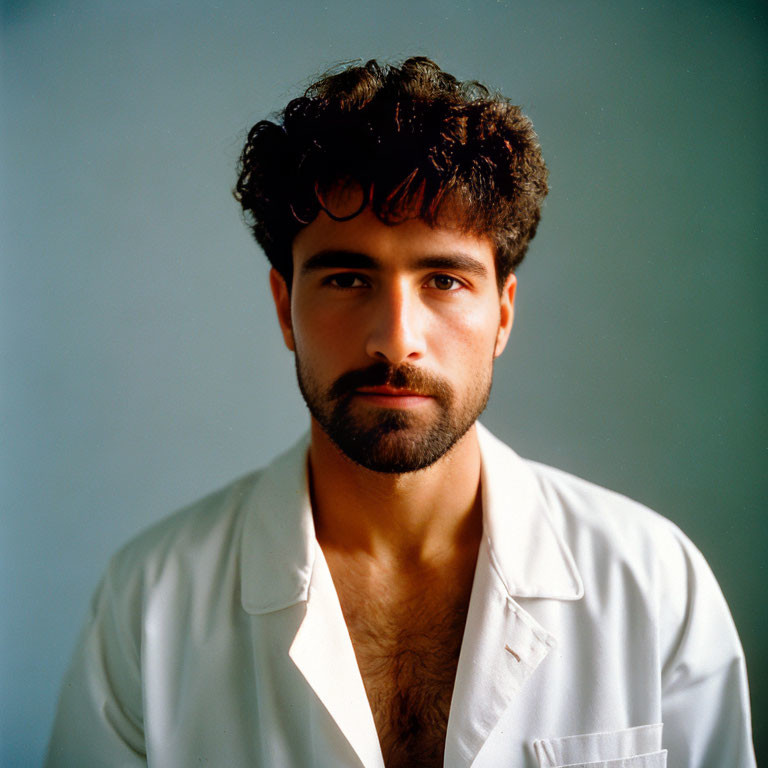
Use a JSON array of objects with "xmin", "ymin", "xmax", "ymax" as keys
[{"xmin": 365, "ymin": 280, "xmax": 427, "ymax": 364}]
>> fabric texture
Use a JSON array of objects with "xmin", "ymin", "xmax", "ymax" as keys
[{"xmin": 44, "ymin": 424, "xmax": 756, "ymax": 767}]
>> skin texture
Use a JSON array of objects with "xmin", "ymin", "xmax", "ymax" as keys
[{"xmin": 270, "ymin": 207, "xmax": 516, "ymax": 766}]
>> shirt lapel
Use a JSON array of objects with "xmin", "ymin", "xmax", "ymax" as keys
[
  {"xmin": 444, "ymin": 544, "xmax": 557, "ymax": 767},
  {"xmin": 289, "ymin": 545, "xmax": 385, "ymax": 768},
  {"xmin": 444, "ymin": 425, "xmax": 584, "ymax": 767},
  {"xmin": 239, "ymin": 436, "xmax": 384, "ymax": 768}
]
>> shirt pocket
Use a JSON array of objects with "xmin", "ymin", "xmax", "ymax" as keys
[{"xmin": 533, "ymin": 723, "xmax": 665, "ymax": 768}]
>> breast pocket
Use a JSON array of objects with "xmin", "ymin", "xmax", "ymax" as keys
[{"xmin": 533, "ymin": 723, "xmax": 666, "ymax": 767}]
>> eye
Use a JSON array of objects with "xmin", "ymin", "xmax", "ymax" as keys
[
  {"xmin": 426, "ymin": 274, "xmax": 463, "ymax": 291},
  {"xmin": 324, "ymin": 273, "xmax": 367, "ymax": 289}
]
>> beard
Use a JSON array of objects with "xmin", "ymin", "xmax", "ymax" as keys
[{"xmin": 295, "ymin": 356, "xmax": 493, "ymax": 473}]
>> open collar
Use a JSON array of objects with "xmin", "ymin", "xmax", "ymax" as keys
[
  {"xmin": 240, "ymin": 424, "xmax": 582, "ymax": 614},
  {"xmin": 238, "ymin": 426, "xmax": 584, "ymax": 767}
]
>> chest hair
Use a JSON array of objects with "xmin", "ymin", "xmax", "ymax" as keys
[{"xmin": 333, "ymin": 569, "xmax": 474, "ymax": 768}]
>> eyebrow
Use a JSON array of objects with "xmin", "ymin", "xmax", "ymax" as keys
[
  {"xmin": 300, "ymin": 249, "xmax": 489, "ymax": 278},
  {"xmin": 301, "ymin": 250, "xmax": 378, "ymax": 273}
]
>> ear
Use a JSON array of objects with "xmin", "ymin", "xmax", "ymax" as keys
[
  {"xmin": 494, "ymin": 273, "xmax": 517, "ymax": 358},
  {"xmin": 269, "ymin": 268, "xmax": 295, "ymax": 351}
]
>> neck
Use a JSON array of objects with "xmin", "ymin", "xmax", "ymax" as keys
[{"xmin": 308, "ymin": 419, "xmax": 483, "ymax": 569}]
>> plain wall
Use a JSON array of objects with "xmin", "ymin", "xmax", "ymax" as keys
[{"xmin": 2, "ymin": 0, "xmax": 766, "ymax": 764}]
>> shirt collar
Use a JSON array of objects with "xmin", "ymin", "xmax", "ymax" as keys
[
  {"xmin": 240, "ymin": 433, "xmax": 316, "ymax": 614},
  {"xmin": 476, "ymin": 422, "xmax": 583, "ymax": 600},
  {"xmin": 240, "ymin": 424, "xmax": 583, "ymax": 614}
]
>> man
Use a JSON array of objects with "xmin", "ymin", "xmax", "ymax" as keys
[{"xmin": 46, "ymin": 57, "xmax": 755, "ymax": 767}]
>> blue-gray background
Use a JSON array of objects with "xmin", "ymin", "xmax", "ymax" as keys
[{"xmin": 2, "ymin": 0, "xmax": 766, "ymax": 764}]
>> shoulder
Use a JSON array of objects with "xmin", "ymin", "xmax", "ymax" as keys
[
  {"xmin": 527, "ymin": 459, "xmax": 687, "ymax": 555},
  {"xmin": 477, "ymin": 423, "xmax": 711, "ymax": 606},
  {"xmin": 523, "ymin": 458, "xmax": 742, "ymax": 668},
  {"xmin": 103, "ymin": 467, "xmax": 266, "ymax": 599},
  {"xmin": 525, "ymin": 458, "xmax": 710, "ymax": 590},
  {"xmin": 91, "ymin": 432, "xmax": 312, "ymax": 626}
]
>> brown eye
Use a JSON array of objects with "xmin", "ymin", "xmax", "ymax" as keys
[
  {"xmin": 428, "ymin": 275, "xmax": 461, "ymax": 291},
  {"xmin": 326, "ymin": 273, "xmax": 366, "ymax": 289}
]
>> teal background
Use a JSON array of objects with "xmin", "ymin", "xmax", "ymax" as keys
[{"xmin": 2, "ymin": 1, "xmax": 765, "ymax": 764}]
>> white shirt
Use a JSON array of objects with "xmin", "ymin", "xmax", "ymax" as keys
[{"xmin": 45, "ymin": 425, "xmax": 756, "ymax": 767}]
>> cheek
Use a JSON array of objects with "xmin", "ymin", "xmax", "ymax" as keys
[
  {"xmin": 290, "ymin": 302, "xmax": 361, "ymax": 363},
  {"xmin": 427, "ymin": 305, "xmax": 501, "ymax": 359}
]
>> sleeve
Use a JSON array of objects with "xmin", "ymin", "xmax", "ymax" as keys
[
  {"xmin": 44, "ymin": 553, "xmax": 147, "ymax": 767},
  {"xmin": 659, "ymin": 532, "xmax": 756, "ymax": 768}
]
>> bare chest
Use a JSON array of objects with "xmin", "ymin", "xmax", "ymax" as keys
[{"xmin": 334, "ymin": 576, "xmax": 473, "ymax": 768}]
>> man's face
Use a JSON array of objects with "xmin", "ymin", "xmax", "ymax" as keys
[{"xmin": 270, "ymin": 205, "xmax": 516, "ymax": 473}]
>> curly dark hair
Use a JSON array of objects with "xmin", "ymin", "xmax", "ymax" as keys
[{"xmin": 234, "ymin": 57, "xmax": 548, "ymax": 289}]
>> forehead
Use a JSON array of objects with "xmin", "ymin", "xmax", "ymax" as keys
[{"xmin": 292, "ymin": 207, "xmax": 496, "ymax": 275}]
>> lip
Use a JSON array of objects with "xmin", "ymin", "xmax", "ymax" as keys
[
  {"xmin": 353, "ymin": 386, "xmax": 432, "ymax": 407},
  {"xmin": 356, "ymin": 386, "xmax": 427, "ymax": 396}
]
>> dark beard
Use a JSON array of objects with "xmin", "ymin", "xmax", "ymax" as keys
[{"xmin": 296, "ymin": 359, "xmax": 492, "ymax": 473}]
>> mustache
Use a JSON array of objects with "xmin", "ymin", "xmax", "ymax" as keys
[{"xmin": 328, "ymin": 363, "xmax": 452, "ymax": 400}]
